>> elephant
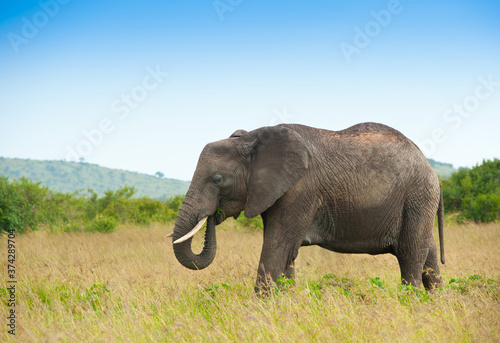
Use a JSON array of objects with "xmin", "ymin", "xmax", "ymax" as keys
[{"xmin": 169, "ymin": 123, "xmax": 444, "ymax": 293}]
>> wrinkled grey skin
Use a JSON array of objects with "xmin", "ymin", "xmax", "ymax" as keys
[{"xmin": 172, "ymin": 123, "xmax": 444, "ymax": 293}]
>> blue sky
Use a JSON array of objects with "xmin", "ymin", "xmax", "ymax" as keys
[{"xmin": 1, "ymin": 0, "xmax": 499, "ymax": 181}]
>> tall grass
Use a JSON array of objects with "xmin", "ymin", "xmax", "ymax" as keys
[{"xmin": 1, "ymin": 222, "xmax": 499, "ymax": 342}]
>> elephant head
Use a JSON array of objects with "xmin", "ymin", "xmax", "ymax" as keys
[{"xmin": 170, "ymin": 125, "xmax": 310, "ymax": 270}]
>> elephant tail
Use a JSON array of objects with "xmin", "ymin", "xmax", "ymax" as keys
[{"xmin": 438, "ymin": 183, "xmax": 445, "ymax": 264}]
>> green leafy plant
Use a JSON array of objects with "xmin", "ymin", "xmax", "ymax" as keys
[
  {"xmin": 370, "ymin": 277, "xmax": 385, "ymax": 290},
  {"xmin": 86, "ymin": 216, "xmax": 117, "ymax": 233},
  {"xmin": 80, "ymin": 283, "xmax": 111, "ymax": 311},
  {"xmin": 236, "ymin": 211, "xmax": 263, "ymax": 230},
  {"xmin": 0, "ymin": 176, "xmax": 47, "ymax": 233},
  {"xmin": 442, "ymin": 159, "xmax": 500, "ymax": 223},
  {"xmin": 0, "ymin": 174, "xmax": 189, "ymax": 234}
]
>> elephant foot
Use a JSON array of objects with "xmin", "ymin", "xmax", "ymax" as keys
[
  {"xmin": 254, "ymin": 274, "xmax": 296, "ymax": 297},
  {"xmin": 422, "ymin": 268, "xmax": 443, "ymax": 292}
]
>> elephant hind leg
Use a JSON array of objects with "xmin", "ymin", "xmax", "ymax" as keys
[
  {"xmin": 397, "ymin": 254, "xmax": 425, "ymax": 289},
  {"xmin": 395, "ymin": 224, "xmax": 428, "ymax": 289},
  {"xmin": 396, "ymin": 191, "xmax": 440, "ymax": 290},
  {"xmin": 397, "ymin": 242, "xmax": 443, "ymax": 291},
  {"xmin": 422, "ymin": 242, "xmax": 443, "ymax": 291}
]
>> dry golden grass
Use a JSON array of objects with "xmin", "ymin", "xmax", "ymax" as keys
[{"xmin": 2, "ymin": 221, "xmax": 499, "ymax": 342}]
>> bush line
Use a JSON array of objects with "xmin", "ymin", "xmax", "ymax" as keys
[{"xmin": 1, "ymin": 158, "xmax": 498, "ymax": 233}]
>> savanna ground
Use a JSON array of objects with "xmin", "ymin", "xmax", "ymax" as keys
[{"xmin": 1, "ymin": 221, "xmax": 499, "ymax": 342}]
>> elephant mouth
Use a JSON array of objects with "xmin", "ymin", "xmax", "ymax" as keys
[
  {"xmin": 168, "ymin": 204, "xmax": 232, "ymax": 243},
  {"xmin": 171, "ymin": 215, "xmax": 217, "ymax": 271},
  {"xmin": 215, "ymin": 210, "xmax": 225, "ymax": 225},
  {"xmin": 171, "ymin": 216, "xmax": 209, "ymax": 244},
  {"xmin": 170, "ymin": 209, "xmax": 224, "ymax": 244}
]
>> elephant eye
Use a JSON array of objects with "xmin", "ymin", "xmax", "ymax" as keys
[{"xmin": 212, "ymin": 175, "xmax": 223, "ymax": 185}]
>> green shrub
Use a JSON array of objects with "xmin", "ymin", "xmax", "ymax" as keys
[
  {"xmin": 461, "ymin": 193, "xmax": 500, "ymax": 223},
  {"xmin": 442, "ymin": 159, "xmax": 500, "ymax": 223},
  {"xmin": 0, "ymin": 176, "xmax": 47, "ymax": 233},
  {"xmin": 87, "ymin": 216, "xmax": 117, "ymax": 233},
  {"xmin": 41, "ymin": 191, "xmax": 87, "ymax": 229},
  {"xmin": 0, "ymin": 174, "xmax": 266, "ymax": 233},
  {"xmin": 236, "ymin": 212, "xmax": 263, "ymax": 230},
  {"xmin": 165, "ymin": 194, "xmax": 184, "ymax": 221},
  {"xmin": 0, "ymin": 176, "xmax": 186, "ymax": 233}
]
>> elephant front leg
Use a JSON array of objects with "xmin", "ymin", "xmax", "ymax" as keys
[
  {"xmin": 284, "ymin": 260, "xmax": 296, "ymax": 279},
  {"xmin": 254, "ymin": 243, "xmax": 299, "ymax": 294},
  {"xmin": 254, "ymin": 218, "xmax": 306, "ymax": 294},
  {"xmin": 253, "ymin": 199, "xmax": 319, "ymax": 294}
]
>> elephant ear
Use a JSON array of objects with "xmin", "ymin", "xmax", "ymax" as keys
[
  {"xmin": 237, "ymin": 125, "xmax": 310, "ymax": 218},
  {"xmin": 230, "ymin": 129, "xmax": 247, "ymax": 138}
]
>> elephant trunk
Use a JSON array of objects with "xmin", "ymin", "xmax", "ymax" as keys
[{"xmin": 172, "ymin": 214, "xmax": 217, "ymax": 270}]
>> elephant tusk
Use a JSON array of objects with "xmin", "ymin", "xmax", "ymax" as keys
[
  {"xmin": 173, "ymin": 216, "xmax": 208, "ymax": 244},
  {"xmin": 166, "ymin": 232, "xmax": 173, "ymax": 237}
]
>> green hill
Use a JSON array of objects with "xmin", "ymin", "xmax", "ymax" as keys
[
  {"xmin": 428, "ymin": 158, "xmax": 456, "ymax": 178},
  {"xmin": 0, "ymin": 157, "xmax": 189, "ymax": 200},
  {"xmin": 1, "ymin": 156, "xmax": 456, "ymax": 200}
]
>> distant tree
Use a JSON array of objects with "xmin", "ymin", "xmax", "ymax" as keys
[
  {"xmin": 442, "ymin": 158, "xmax": 500, "ymax": 223},
  {"xmin": 0, "ymin": 176, "xmax": 47, "ymax": 233},
  {"xmin": 155, "ymin": 171, "xmax": 164, "ymax": 178}
]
